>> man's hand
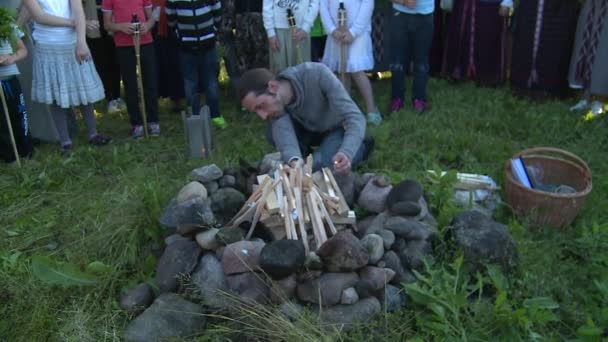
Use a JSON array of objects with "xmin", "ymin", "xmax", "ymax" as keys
[
  {"xmin": 75, "ymin": 41, "xmax": 91, "ymax": 63},
  {"xmin": 293, "ymin": 28, "xmax": 307, "ymax": 43},
  {"xmin": 0, "ymin": 54, "xmax": 16, "ymax": 66},
  {"xmin": 341, "ymin": 30, "xmax": 354, "ymax": 44},
  {"xmin": 498, "ymin": 6, "xmax": 509, "ymax": 17},
  {"xmin": 332, "ymin": 152, "xmax": 352, "ymax": 175},
  {"xmin": 268, "ymin": 36, "xmax": 280, "ymax": 52},
  {"xmin": 331, "ymin": 29, "xmax": 344, "ymax": 41}
]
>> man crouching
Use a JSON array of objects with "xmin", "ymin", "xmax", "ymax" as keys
[{"xmin": 236, "ymin": 62, "xmax": 373, "ymax": 175}]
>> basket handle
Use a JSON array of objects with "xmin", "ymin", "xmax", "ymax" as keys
[{"xmin": 511, "ymin": 147, "xmax": 591, "ymax": 175}]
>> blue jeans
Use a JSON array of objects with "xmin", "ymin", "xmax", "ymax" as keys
[
  {"xmin": 179, "ymin": 48, "xmax": 220, "ymax": 118},
  {"xmin": 265, "ymin": 119, "xmax": 367, "ymax": 172},
  {"xmin": 390, "ymin": 11, "xmax": 434, "ymax": 102}
]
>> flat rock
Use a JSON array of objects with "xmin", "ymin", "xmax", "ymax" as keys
[
  {"xmin": 123, "ymin": 293, "xmax": 205, "ymax": 342},
  {"xmin": 191, "ymin": 253, "xmax": 228, "ymax": 309},
  {"xmin": 384, "ymin": 216, "xmax": 433, "ymax": 241},
  {"xmin": 216, "ymin": 226, "xmax": 245, "ymax": 245},
  {"xmin": 269, "ymin": 274, "xmax": 297, "ymax": 304},
  {"xmin": 191, "ymin": 164, "xmax": 223, "ymax": 183},
  {"xmin": 221, "ymin": 241, "xmax": 265, "ymax": 275},
  {"xmin": 360, "ymin": 234, "xmax": 384, "ymax": 265},
  {"xmin": 315, "ymin": 297, "xmax": 381, "ymax": 331},
  {"xmin": 357, "ymin": 180, "xmax": 392, "ymax": 213},
  {"xmin": 389, "ymin": 200, "xmax": 421, "ymax": 217},
  {"xmin": 155, "ymin": 240, "xmax": 202, "ymax": 292},
  {"xmin": 386, "ymin": 179, "xmax": 423, "ymax": 207},
  {"xmin": 195, "ymin": 228, "xmax": 220, "ymax": 251},
  {"xmin": 226, "ymin": 272, "xmax": 269, "ymax": 304},
  {"xmin": 120, "ymin": 283, "xmax": 155, "ymax": 315},
  {"xmin": 259, "ymin": 240, "xmax": 306, "ymax": 279},
  {"xmin": 359, "ymin": 266, "xmax": 396, "ymax": 291},
  {"xmin": 176, "ymin": 181, "xmax": 208, "ymax": 205},
  {"xmin": 317, "ymin": 230, "xmax": 369, "ymax": 272},
  {"xmin": 296, "ymin": 272, "xmax": 359, "ymax": 306}
]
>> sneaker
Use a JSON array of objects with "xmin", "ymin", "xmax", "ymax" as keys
[
  {"xmin": 148, "ymin": 122, "xmax": 160, "ymax": 136},
  {"xmin": 391, "ymin": 98, "xmax": 404, "ymax": 113},
  {"xmin": 107, "ymin": 99, "xmax": 120, "ymax": 114},
  {"xmin": 60, "ymin": 143, "xmax": 73, "ymax": 155},
  {"xmin": 569, "ymin": 99, "xmax": 589, "ymax": 112},
  {"xmin": 89, "ymin": 134, "xmax": 112, "ymax": 146},
  {"xmin": 115, "ymin": 98, "xmax": 127, "ymax": 111},
  {"xmin": 413, "ymin": 99, "xmax": 428, "ymax": 113},
  {"xmin": 131, "ymin": 125, "xmax": 144, "ymax": 139},
  {"xmin": 211, "ymin": 116, "xmax": 227, "ymax": 129},
  {"xmin": 366, "ymin": 112, "xmax": 382, "ymax": 126}
]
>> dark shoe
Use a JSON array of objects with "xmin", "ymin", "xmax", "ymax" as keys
[
  {"xmin": 361, "ymin": 136, "xmax": 375, "ymax": 162},
  {"xmin": 413, "ymin": 99, "xmax": 428, "ymax": 113},
  {"xmin": 89, "ymin": 134, "xmax": 112, "ymax": 146},
  {"xmin": 60, "ymin": 143, "xmax": 73, "ymax": 156},
  {"xmin": 391, "ymin": 98, "xmax": 404, "ymax": 113}
]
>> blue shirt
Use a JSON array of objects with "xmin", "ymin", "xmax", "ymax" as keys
[{"xmin": 393, "ymin": 0, "xmax": 435, "ymax": 15}]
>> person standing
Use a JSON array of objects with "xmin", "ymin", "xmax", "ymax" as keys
[
  {"xmin": 165, "ymin": 0, "xmax": 226, "ymax": 128},
  {"xmin": 263, "ymin": 0, "xmax": 319, "ymax": 72},
  {"xmin": 23, "ymin": 0, "xmax": 112, "ymax": 153},
  {"xmin": 102, "ymin": 0, "xmax": 160, "ymax": 138}
]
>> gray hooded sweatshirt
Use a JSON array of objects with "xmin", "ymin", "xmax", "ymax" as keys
[{"xmin": 271, "ymin": 62, "xmax": 366, "ymax": 163}]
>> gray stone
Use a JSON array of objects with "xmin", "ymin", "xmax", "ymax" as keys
[
  {"xmin": 377, "ymin": 229, "xmax": 395, "ymax": 250},
  {"xmin": 216, "ymin": 246, "xmax": 225, "ymax": 260},
  {"xmin": 164, "ymin": 234, "xmax": 190, "ymax": 246},
  {"xmin": 221, "ymin": 241, "xmax": 266, "ymax": 275},
  {"xmin": 223, "ymin": 167, "xmax": 237, "ymax": 177},
  {"xmin": 399, "ymin": 239, "xmax": 433, "ymax": 271},
  {"xmin": 120, "ymin": 283, "xmax": 155, "ymax": 315},
  {"xmin": 296, "ymin": 272, "xmax": 359, "ymax": 306},
  {"xmin": 386, "ymin": 179, "xmax": 424, "ymax": 207},
  {"xmin": 317, "ymin": 230, "xmax": 369, "ymax": 272},
  {"xmin": 216, "ymin": 226, "xmax": 245, "ymax": 245},
  {"xmin": 226, "ymin": 272, "xmax": 269, "ymax": 304},
  {"xmin": 259, "ymin": 240, "xmax": 306, "ymax": 279},
  {"xmin": 341, "ymin": 287, "xmax": 359, "ymax": 305},
  {"xmin": 449, "ymin": 210, "xmax": 518, "ymax": 272},
  {"xmin": 355, "ymin": 215, "xmax": 376, "ymax": 237},
  {"xmin": 359, "ymin": 266, "xmax": 395, "ymax": 291},
  {"xmin": 159, "ymin": 198, "xmax": 178, "ymax": 229},
  {"xmin": 304, "ymin": 252, "xmax": 323, "ymax": 270},
  {"xmin": 384, "ymin": 216, "xmax": 433, "ymax": 241},
  {"xmin": 191, "ymin": 253, "xmax": 228, "ymax": 309},
  {"xmin": 191, "ymin": 164, "xmax": 223, "ymax": 183},
  {"xmin": 334, "ymin": 172, "xmax": 356, "ymax": 208},
  {"xmin": 155, "ymin": 240, "xmax": 202, "ymax": 292},
  {"xmin": 203, "ymin": 181, "xmax": 219, "ymax": 195},
  {"xmin": 378, "ymin": 285, "xmax": 407, "ymax": 312},
  {"xmin": 174, "ymin": 198, "xmax": 216, "ymax": 235},
  {"xmin": 360, "ymin": 234, "xmax": 384, "ymax": 265},
  {"xmin": 123, "ymin": 293, "xmax": 205, "ymax": 342},
  {"xmin": 354, "ymin": 279, "xmax": 375, "ymax": 298},
  {"xmin": 364, "ymin": 212, "xmax": 389, "ymax": 236},
  {"xmin": 389, "ymin": 201, "xmax": 422, "ymax": 217},
  {"xmin": 414, "ymin": 197, "xmax": 430, "ymax": 221},
  {"xmin": 296, "ymin": 270, "xmax": 322, "ymax": 283},
  {"xmin": 219, "ymin": 175, "xmax": 236, "ymax": 188},
  {"xmin": 354, "ymin": 173, "xmax": 376, "ymax": 197},
  {"xmin": 316, "ymin": 297, "xmax": 381, "ymax": 331},
  {"xmin": 210, "ymin": 188, "xmax": 247, "ymax": 223},
  {"xmin": 258, "ymin": 152, "xmax": 282, "ymax": 175},
  {"xmin": 381, "ymin": 251, "xmax": 417, "ymax": 284},
  {"xmin": 176, "ymin": 181, "xmax": 208, "ymax": 205},
  {"xmin": 280, "ymin": 302, "xmax": 304, "ymax": 321},
  {"xmin": 195, "ymin": 228, "xmax": 220, "ymax": 251},
  {"xmin": 357, "ymin": 180, "xmax": 393, "ymax": 213},
  {"xmin": 269, "ymin": 274, "xmax": 297, "ymax": 304}
]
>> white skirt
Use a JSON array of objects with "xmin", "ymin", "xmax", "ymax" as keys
[
  {"xmin": 322, "ymin": 31, "xmax": 374, "ymax": 73},
  {"xmin": 32, "ymin": 42, "xmax": 105, "ymax": 108}
]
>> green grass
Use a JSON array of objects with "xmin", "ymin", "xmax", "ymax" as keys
[{"xmin": 1, "ymin": 78, "xmax": 607, "ymax": 341}]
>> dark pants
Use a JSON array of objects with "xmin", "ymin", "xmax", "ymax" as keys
[
  {"xmin": 390, "ymin": 11, "xmax": 434, "ymax": 102},
  {"xmin": 116, "ymin": 43, "xmax": 159, "ymax": 126},
  {"xmin": 153, "ymin": 28, "xmax": 184, "ymax": 100},
  {"xmin": 264, "ymin": 119, "xmax": 367, "ymax": 172},
  {"xmin": 311, "ymin": 35, "xmax": 327, "ymax": 62},
  {"xmin": 88, "ymin": 35, "xmax": 121, "ymax": 101},
  {"xmin": 179, "ymin": 47, "xmax": 221, "ymax": 118},
  {"xmin": 0, "ymin": 77, "xmax": 32, "ymax": 162}
]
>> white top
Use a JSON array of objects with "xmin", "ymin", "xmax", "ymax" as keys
[
  {"xmin": 263, "ymin": 0, "xmax": 320, "ymax": 38},
  {"xmin": 0, "ymin": 26, "xmax": 24, "ymax": 79},
  {"xmin": 32, "ymin": 0, "xmax": 76, "ymax": 44},
  {"xmin": 320, "ymin": 0, "xmax": 373, "ymax": 39}
]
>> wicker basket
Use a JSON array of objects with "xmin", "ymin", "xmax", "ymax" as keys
[{"xmin": 504, "ymin": 147, "xmax": 592, "ymax": 228}]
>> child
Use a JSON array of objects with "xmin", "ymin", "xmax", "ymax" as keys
[
  {"xmin": 0, "ymin": 22, "xmax": 33, "ymax": 162},
  {"xmin": 102, "ymin": 0, "xmax": 160, "ymax": 138},
  {"xmin": 388, "ymin": 0, "xmax": 435, "ymax": 114},
  {"xmin": 165, "ymin": 0, "xmax": 226, "ymax": 128},
  {"xmin": 23, "ymin": 0, "xmax": 112, "ymax": 154},
  {"xmin": 320, "ymin": 0, "xmax": 382, "ymax": 125},
  {"xmin": 263, "ymin": 0, "xmax": 319, "ymax": 72}
]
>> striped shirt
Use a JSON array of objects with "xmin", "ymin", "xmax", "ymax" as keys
[
  {"xmin": 0, "ymin": 26, "xmax": 24, "ymax": 79},
  {"xmin": 165, "ymin": 0, "xmax": 222, "ymax": 51}
]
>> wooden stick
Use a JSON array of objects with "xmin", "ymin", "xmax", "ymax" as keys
[
  {"xmin": 307, "ymin": 191, "xmax": 327, "ymax": 245},
  {"xmin": 227, "ymin": 177, "xmax": 270, "ymax": 226},
  {"xmin": 312, "ymin": 188, "xmax": 338, "ymax": 235},
  {"xmin": 274, "ymin": 169, "xmax": 284, "ymax": 215},
  {"xmin": 293, "ymin": 187, "xmax": 309, "ymax": 253},
  {"xmin": 132, "ymin": 25, "xmax": 149, "ymax": 138},
  {"xmin": 324, "ymin": 168, "xmax": 350, "ymax": 216},
  {"xmin": 305, "ymin": 194, "xmax": 322, "ymax": 248},
  {"xmin": 246, "ymin": 180, "xmax": 279, "ymax": 239},
  {"xmin": 0, "ymin": 82, "xmax": 20, "ymax": 167},
  {"xmin": 282, "ymin": 196, "xmax": 292, "ymax": 240},
  {"xmin": 322, "ymin": 168, "xmax": 337, "ymax": 199}
]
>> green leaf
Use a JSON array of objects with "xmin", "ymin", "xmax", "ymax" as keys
[
  {"xmin": 31, "ymin": 255, "xmax": 97, "ymax": 287},
  {"xmin": 5, "ymin": 230, "xmax": 19, "ymax": 237},
  {"xmin": 86, "ymin": 261, "xmax": 113, "ymax": 275},
  {"xmin": 523, "ymin": 297, "xmax": 560, "ymax": 310}
]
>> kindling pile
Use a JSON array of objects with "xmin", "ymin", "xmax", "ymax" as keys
[{"xmin": 226, "ymin": 156, "xmax": 356, "ymax": 254}]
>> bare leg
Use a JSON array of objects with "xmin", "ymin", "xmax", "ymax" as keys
[{"xmin": 351, "ymin": 71, "xmax": 377, "ymax": 113}]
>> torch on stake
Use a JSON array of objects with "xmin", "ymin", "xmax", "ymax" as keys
[
  {"xmin": 131, "ymin": 14, "xmax": 148, "ymax": 138},
  {"xmin": 338, "ymin": 2, "xmax": 347, "ymax": 85},
  {"xmin": 287, "ymin": 8, "xmax": 303, "ymax": 65},
  {"xmin": 0, "ymin": 81, "xmax": 21, "ymax": 167}
]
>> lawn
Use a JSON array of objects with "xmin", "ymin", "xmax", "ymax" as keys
[{"xmin": 1, "ymin": 77, "xmax": 607, "ymax": 341}]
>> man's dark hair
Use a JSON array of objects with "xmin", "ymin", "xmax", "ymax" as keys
[{"xmin": 235, "ymin": 68, "xmax": 275, "ymax": 102}]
